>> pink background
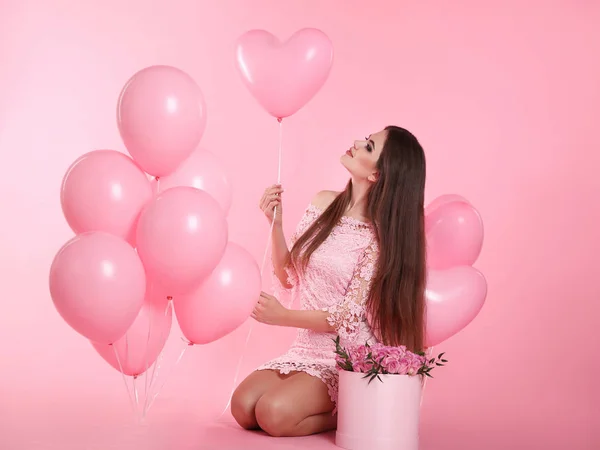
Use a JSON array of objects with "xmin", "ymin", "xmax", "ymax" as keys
[{"xmin": 1, "ymin": 1, "xmax": 598, "ymax": 449}]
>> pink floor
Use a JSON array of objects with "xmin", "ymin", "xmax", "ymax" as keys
[
  {"xmin": 1, "ymin": 389, "xmax": 590, "ymax": 450},
  {"xmin": 2, "ymin": 389, "xmax": 459, "ymax": 450},
  {"xmin": 2, "ymin": 379, "xmax": 591, "ymax": 450},
  {"xmin": 1, "ymin": 390, "xmax": 340, "ymax": 450}
]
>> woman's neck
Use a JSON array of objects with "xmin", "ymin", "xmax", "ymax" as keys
[{"xmin": 346, "ymin": 178, "xmax": 370, "ymax": 220}]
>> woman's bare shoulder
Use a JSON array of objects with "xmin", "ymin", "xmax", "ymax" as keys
[{"xmin": 309, "ymin": 190, "xmax": 340, "ymax": 210}]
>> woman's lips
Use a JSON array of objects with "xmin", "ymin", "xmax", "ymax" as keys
[{"xmin": 346, "ymin": 149, "xmax": 353, "ymax": 157}]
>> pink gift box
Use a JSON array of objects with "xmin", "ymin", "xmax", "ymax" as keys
[{"xmin": 335, "ymin": 370, "xmax": 422, "ymax": 450}]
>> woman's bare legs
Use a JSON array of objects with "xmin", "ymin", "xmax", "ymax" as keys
[
  {"xmin": 254, "ymin": 372, "xmax": 337, "ymax": 437},
  {"xmin": 231, "ymin": 370, "xmax": 295, "ymax": 430}
]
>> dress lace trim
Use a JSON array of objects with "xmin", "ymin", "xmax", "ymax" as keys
[{"xmin": 256, "ymin": 360, "xmax": 340, "ymax": 415}]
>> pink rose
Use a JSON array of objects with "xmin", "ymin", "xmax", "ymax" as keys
[
  {"xmin": 352, "ymin": 360, "xmax": 372, "ymax": 373},
  {"xmin": 349, "ymin": 345, "xmax": 371, "ymax": 372},
  {"xmin": 368, "ymin": 343, "xmax": 388, "ymax": 363},
  {"xmin": 382, "ymin": 354, "xmax": 403, "ymax": 374},
  {"xmin": 405, "ymin": 353, "xmax": 426, "ymax": 375},
  {"xmin": 371, "ymin": 345, "xmax": 406, "ymax": 367},
  {"xmin": 388, "ymin": 346, "xmax": 407, "ymax": 359},
  {"xmin": 350, "ymin": 345, "xmax": 368, "ymax": 362}
]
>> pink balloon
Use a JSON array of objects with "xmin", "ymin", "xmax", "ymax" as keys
[
  {"xmin": 235, "ymin": 28, "xmax": 334, "ymax": 119},
  {"xmin": 425, "ymin": 194, "xmax": 469, "ymax": 216},
  {"xmin": 425, "ymin": 200, "xmax": 484, "ymax": 270},
  {"xmin": 425, "ymin": 267, "xmax": 487, "ymax": 347},
  {"xmin": 60, "ymin": 150, "xmax": 152, "ymax": 245},
  {"xmin": 49, "ymin": 232, "xmax": 146, "ymax": 344},
  {"xmin": 117, "ymin": 65, "xmax": 207, "ymax": 177},
  {"xmin": 157, "ymin": 148, "xmax": 232, "ymax": 214},
  {"xmin": 136, "ymin": 187, "xmax": 228, "ymax": 294},
  {"xmin": 174, "ymin": 242, "xmax": 261, "ymax": 344},
  {"xmin": 91, "ymin": 284, "xmax": 172, "ymax": 377}
]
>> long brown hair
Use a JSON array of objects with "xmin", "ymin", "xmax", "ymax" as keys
[{"xmin": 289, "ymin": 126, "xmax": 427, "ymax": 352}]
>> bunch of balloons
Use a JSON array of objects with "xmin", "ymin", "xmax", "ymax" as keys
[{"xmin": 49, "ymin": 65, "xmax": 262, "ymax": 381}]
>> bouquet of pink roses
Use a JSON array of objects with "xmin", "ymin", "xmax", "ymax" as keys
[{"xmin": 333, "ymin": 336, "xmax": 447, "ymax": 384}]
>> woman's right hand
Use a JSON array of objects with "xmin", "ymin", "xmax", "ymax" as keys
[{"xmin": 259, "ymin": 184, "xmax": 284, "ymax": 226}]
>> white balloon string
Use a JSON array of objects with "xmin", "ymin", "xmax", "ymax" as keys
[
  {"xmin": 111, "ymin": 344, "xmax": 136, "ymax": 416},
  {"xmin": 145, "ymin": 338, "xmax": 190, "ymax": 414},
  {"xmin": 142, "ymin": 299, "xmax": 173, "ymax": 418},
  {"xmin": 133, "ymin": 375, "xmax": 140, "ymax": 420},
  {"xmin": 143, "ymin": 293, "xmax": 153, "ymax": 414},
  {"xmin": 125, "ymin": 333, "xmax": 130, "ymax": 372},
  {"xmin": 277, "ymin": 117, "xmax": 283, "ymax": 184},
  {"xmin": 216, "ymin": 118, "xmax": 284, "ymax": 420}
]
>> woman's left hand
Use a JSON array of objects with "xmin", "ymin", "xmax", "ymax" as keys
[{"xmin": 252, "ymin": 291, "xmax": 289, "ymax": 326}]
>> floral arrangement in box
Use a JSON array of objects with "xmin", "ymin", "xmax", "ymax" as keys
[{"xmin": 333, "ymin": 336, "xmax": 447, "ymax": 383}]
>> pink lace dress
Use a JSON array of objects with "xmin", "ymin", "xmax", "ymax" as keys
[{"xmin": 256, "ymin": 204, "xmax": 379, "ymax": 411}]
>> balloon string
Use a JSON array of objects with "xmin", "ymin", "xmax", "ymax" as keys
[
  {"xmin": 143, "ymin": 297, "xmax": 152, "ymax": 414},
  {"xmin": 111, "ymin": 344, "xmax": 136, "ymax": 416},
  {"xmin": 133, "ymin": 375, "xmax": 140, "ymax": 420},
  {"xmin": 142, "ymin": 299, "xmax": 173, "ymax": 417},
  {"xmin": 148, "ymin": 299, "xmax": 171, "ymax": 391},
  {"xmin": 276, "ymin": 118, "xmax": 283, "ymax": 184},
  {"xmin": 217, "ymin": 118, "xmax": 284, "ymax": 420},
  {"xmin": 216, "ymin": 322, "xmax": 256, "ymax": 419},
  {"xmin": 145, "ymin": 337, "xmax": 192, "ymax": 414},
  {"xmin": 141, "ymin": 185, "xmax": 160, "ymax": 415},
  {"xmin": 125, "ymin": 334, "xmax": 130, "ymax": 371}
]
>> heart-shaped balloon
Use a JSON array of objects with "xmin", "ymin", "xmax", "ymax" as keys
[
  {"xmin": 425, "ymin": 266, "xmax": 487, "ymax": 347},
  {"xmin": 424, "ymin": 194, "xmax": 469, "ymax": 216},
  {"xmin": 235, "ymin": 28, "xmax": 334, "ymax": 119},
  {"xmin": 425, "ymin": 199, "xmax": 484, "ymax": 270}
]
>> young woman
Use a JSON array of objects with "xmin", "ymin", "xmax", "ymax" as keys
[{"xmin": 231, "ymin": 126, "xmax": 427, "ymax": 437}]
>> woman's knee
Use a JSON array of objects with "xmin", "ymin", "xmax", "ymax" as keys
[
  {"xmin": 231, "ymin": 388, "xmax": 259, "ymax": 430},
  {"xmin": 231, "ymin": 370, "xmax": 288, "ymax": 430},
  {"xmin": 255, "ymin": 394, "xmax": 296, "ymax": 437}
]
